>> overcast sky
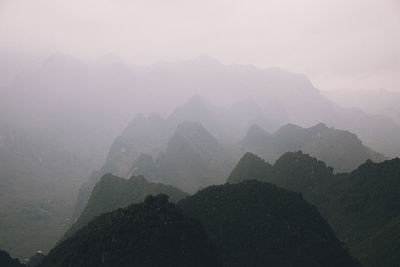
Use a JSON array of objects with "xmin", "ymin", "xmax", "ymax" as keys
[{"xmin": 0, "ymin": 0, "xmax": 399, "ymax": 91}]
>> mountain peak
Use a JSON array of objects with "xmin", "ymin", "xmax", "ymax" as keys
[
  {"xmin": 185, "ymin": 94, "xmax": 208, "ymax": 107},
  {"xmin": 227, "ymin": 152, "xmax": 272, "ymax": 184},
  {"xmin": 241, "ymin": 124, "xmax": 272, "ymax": 145},
  {"xmin": 172, "ymin": 121, "xmax": 219, "ymax": 149},
  {"xmin": 309, "ymin": 122, "xmax": 329, "ymax": 132},
  {"xmin": 247, "ymin": 124, "xmax": 268, "ymax": 136},
  {"xmin": 175, "ymin": 121, "xmax": 212, "ymax": 136}
]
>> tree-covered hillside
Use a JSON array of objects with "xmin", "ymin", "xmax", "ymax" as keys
[
  {"xmin": 328, "ymin": 158, "xmax": 400, "ymax": 245},
  {"xmin": 351, "ymin": 216, "xmax": 400, "ymax": 267},
  {"xmin": 178, "ymin": 180, "xmax": 360, "ymax": 267},
  {"xmin": 61, "ymin": 174, "xmax": 187, "ymax": 241},
  {"xmin": 227, "ymin": 151, "xmax": 400, "ymax": 265},
  {"xmin": 39, "ymin": 195, "xmax": 221, "ymax": 267}
]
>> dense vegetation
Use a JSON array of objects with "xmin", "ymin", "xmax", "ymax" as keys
[
  {"xmin": 228, "ymin": 151, "xmax": 400, "ymax": 265},
  {"xmin": 61, "ymin": 174, "xmax": 187, "ymax": 241},
  {"xmin": 178, "ymin": 180, "xmax": 360, "ymax": 267},
  {"xmin": 0, "ymin": 249, "xmax": 25, "ymax": 267},
  {"xmin": 39, "ymin": 195, "xmax": 221, "ymax": 267},
  {"xmin": 351, "ymin": 216, "xmax": 400, "ymax": 267},
  {"xmin": 328, "ymin": 158, "xmax": 400, "ymax": 245}
]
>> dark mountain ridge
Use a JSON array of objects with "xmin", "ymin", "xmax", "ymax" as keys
[
  {"xmin": 178, "ymin": 180, "xmax": 361, "ymax": 267},
  {"xmin": 61, "ymin": 174, "xmax": 187, "ymax": 242},
  {"xmin": 227, "ymin": 151, "xmax": 400, "ymax": 261},
  {"xmin": 39, "ymin": 195, "xmax": 221, "ymax": 267},
  {"xmin": 74, "ymin": 118, "xmax": 384, "ymax": 220}
]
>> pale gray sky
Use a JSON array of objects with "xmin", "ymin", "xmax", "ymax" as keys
[{"xmin": 0, "ymin": 0, "xmax": 399, "ymax": 91}]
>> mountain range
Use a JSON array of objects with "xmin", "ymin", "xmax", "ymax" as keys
[
  {"xmin": 228, "ymin": 151, "xmax": 400, "ymax": 265},
  {"xmin": 75, "ymin": 106, "xmax": 384, "ymax": 210},
  {"xmin": 61, "ymin": 174, "xmax": 187, "ymax": 241},
  {"xmin": 1, "ymin": 53, "xmax": 400, "ymax": 261},
  {"xmin": 41, "ymin": 181, "xmax": 360, "ymax": 267},
  {"xmin": 39, "ymin": 195, "xmax": 221, "ymax": 267}
]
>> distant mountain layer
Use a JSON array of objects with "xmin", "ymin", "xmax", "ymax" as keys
[
  {"xmin": 72, "ymin": 113, "xmax": 171, "ymax": 219},
  {"xmin": 351, "ymin": 216, "xmax": 400, "ymax": 267},
  {"xmin": 39, "ymin": 195, "xmax": 221, "ymax": 267},
  {"xmin": 74, "ymin": 118, "xmax": 384, "ymax": 220},
  {"xmin": 2, "ymin": 53, "xmax": 400, "ymax": 262},
  {"xmin": 178, "ymin": 180, "xmax": 360, "ymax": 267},
  {"xmin": 323, "ymin": 88, "xmax": 400, "ymax": 127},
  {"xmin": 61, "ymin": 174, "xmax": 187, "ymax": 241},
  {"xmin": 239, "ymin": 122, "xmax": 385, "ymax": 173},
  {"xmin": 130, "ymin": 121, "xmax": 234, "ymax": 193},
  {"xmin": 227, "ymin": 151, "xmax": 400, "ymax": 264}
]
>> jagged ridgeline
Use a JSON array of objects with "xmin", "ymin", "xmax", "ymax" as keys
[
  {"xmin": 74, "ymin": 115, "xmax": 384, "ymax": 220},
  {"xmin": 240, "ymin": 122, "xmax": 385, "ymax": 173},
  {"xmin": 39, "ymin": 195, "xmax": 221, "ymax": 267},
  {"xmin": 228, "ymin": 151, "xmax": 335, "ymax": 204},
  {"xmin": 228, "ymin": 151, "xmax": 400, "ymax": 265},
  {"xmin": 178, "ymin": 181, "xmax": 361, "ymax": 267},
  {"xmin": 130, "ymin": 121, "xmax": 233, "ymax": 193},
  {"xmin": 0, "ymin": 250, "xmax": 24, "ymax": 267},
  {"xmin": 61, "ymin": 174, "xmax": 187, "ymax": 242}
]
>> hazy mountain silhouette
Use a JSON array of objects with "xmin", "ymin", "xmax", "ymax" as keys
[
  {"xmin": 130, "ymin": 121, "xmax": 234, "ymax": 193},
  {"xmin": 324, "ymin": 88, "xmax": 400, "ymax": 127},
  {"xmin": 239, "ymin": 122, "xmax": 385, "ymax": 172},
  {"xmin": 2, "ymin": 54, "xmax": 400, "ymax": 158},
  {"xmin": 73, "ymin": 113, "xmax": 171, "ymax": 218},
  {"xmin": 61, "ymin": 174, "xmax": 187, "ymax": 242},
  {"xmin": 74, "ymin": 117, "xmax": 383, "ymax": 219},
  {"xmin": 2, "ymin": 54, "xmax": 399, "ymax": 260}
]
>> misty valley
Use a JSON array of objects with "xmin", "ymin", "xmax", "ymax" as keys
[{"xmin": 1, "ymin": 54, "xmax": 400, "ymax": 267}]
